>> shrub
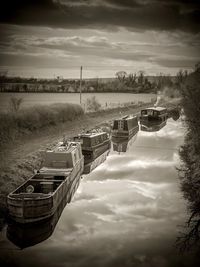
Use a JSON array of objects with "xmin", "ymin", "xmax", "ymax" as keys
[
  {"xmin": 9, "ymin": 97, "xmax": 23, "ymax": 112},
  {"xmin": 86, "ymin": 96, "xmax": 101, "ymax": 112},
  {"xmin": 0, "ymin": 103, "xmax": 84, "ymax": 146}
]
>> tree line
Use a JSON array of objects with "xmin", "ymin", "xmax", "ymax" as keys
[{"xmin": 0, "ymin": 70, "xmax": 189, "ymax": 94}]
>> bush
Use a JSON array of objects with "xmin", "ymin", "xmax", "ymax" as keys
[
  {"xmin": 0, "ymin": 103, "xmax": 84, "ymax": 146},
  {"xmin": 163, "ymin": 86, "xmax": 180, "ymax": 98},
  {"xmin": 86, "ymin": 96, "xmax": 101, "ymax": 112},
  {"xmin": 9, "ymin": 96, "xmax": 23, "ymax": 112}
]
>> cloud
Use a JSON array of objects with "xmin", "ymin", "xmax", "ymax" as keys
[
  {"xmin": 0, "ymin": 0, "xmax": 199, "ymax": 33},
  {"xmin": 2, "ymin": 32, "xmax": 198, "ymax": 72}
]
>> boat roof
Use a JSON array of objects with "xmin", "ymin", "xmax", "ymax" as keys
[
  {"xmin": 39, "ymin": 167, "xmax": 73, "ymax": 175},
  {"xmin": 116, "ymin": 115, "xmax": 137, "ymax": 121},
  {"xmin": 50, "ymin": 142, "xmax": 79, "ymax": 153},
  {"xmin": 142, "ymin": 106, "xmax": 167, "ymax": 111},
  {"xmin": 78, "ymin": 131, "xmax": 107, "ymax": 138}
]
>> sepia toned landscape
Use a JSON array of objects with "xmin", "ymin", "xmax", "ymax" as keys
[{"xmin": 0, "ymin": 1, "xmax": 200, "ymax": 267}]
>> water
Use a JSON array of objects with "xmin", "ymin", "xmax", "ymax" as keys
[
  {"xmin": 0, "ymin": 92, "xmax": 155, "ymax": 111},
  {"xmin": 0, "ymin": 118, "xmax": 196, "ymax": 267}
]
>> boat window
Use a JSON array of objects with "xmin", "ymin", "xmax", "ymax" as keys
[
  {"xmin": 147, "ymin": 110, "xmax": 153, "ymax": 116},
  {"xmin": 113, "ymin": 121, "xmax": 118, "ymax": 130},
  {"xmin": 141, "ymin": 110, "xmax": 147, "ymax": 115},
  {"xmin": 124, "ymin": 121, "xmax": 128, "ymax": 130},
  {"xmin": 83, "ymin": 137, "xmax": 91, "ymax": 147},
  {"xmin": 153, "ymin": 111, "xmax": 158, "ymax": 116}
]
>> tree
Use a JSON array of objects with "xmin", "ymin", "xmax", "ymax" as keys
[
  {"xmin": 175, "ymin": 70, "xmax": 188, "ymax": 89},
  {"xmin": 137, "ymin": 71, "xmax": 145, "ymax": 85},
  {"xmin": 177, "ymin": 64, "xmax": 200, "ymax": 252},
  {"xmin": 115, "ymin": 71, "xmax": 128, "ymax": 83},
  {"xmin": 126, "ymin": 73, "xmax": 137, "ymax": 87}
]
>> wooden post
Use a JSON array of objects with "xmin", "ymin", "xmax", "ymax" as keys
[{"xmin": 80, "ymin": 66, "xmax": 82, "ymax": 105}]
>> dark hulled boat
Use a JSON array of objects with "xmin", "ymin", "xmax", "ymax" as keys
[
  {"xmin": 139, "ymin": 106, "xmax": 168, "ymax": 132},
  {"xmin": 140, "ymin": 107, "xmax": 168, "ymax": 122},
  {"xmin": 74, "ymin": 131, "xmax": 111, "ymax": 166},
  {"xmin": 7, "ymin": 142, "xmax": 84, "ymax": 224},
  {"xmin": 112, "ymin": 115, "xmax": 139, "ymax": 138}
]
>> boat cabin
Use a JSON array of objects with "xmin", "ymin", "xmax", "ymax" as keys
[
  {"xmin": 74, "ymin": 132, "xmax": 109, "ymax": 150},
  {"xmin": 41, "ymin": 142, "xmax": 82, "ymax": 170},
  {"xmin": 74, "ymin": 131, "xmax": 111, "ymax": 164},
  {"xmin": 140, "ymin": 107, "xmax": 168, "ymax": 122},
  {"xmin": 112, "ymin": 115, "xmax": 139, "ymax": 138}
]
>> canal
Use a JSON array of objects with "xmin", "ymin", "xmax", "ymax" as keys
[{"xmin": 0, "ymin": 118, "xmax": 197, "ymax": 267}]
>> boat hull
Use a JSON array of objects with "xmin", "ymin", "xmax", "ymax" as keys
[
  {"xmin": 7, "ymin": 158, "xmax": 84, "ymax": 223},
  {"xmin": 83, "ymin": 140, "xmax": 111, "ymax": 164},
  {"xmin": 83, "ymin": 149, "xmax": 110, "ymax": 174}
]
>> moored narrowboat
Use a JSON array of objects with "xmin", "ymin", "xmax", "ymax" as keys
[
  {"xmin": 74, "ymin": 131, "xmax": 111, "ymax": 165},
  {"xmin": 7, "ymin": 142, "xmax": 84, "ymax": 224},
  {"xmin": 112, "ymin": 115, "xmax": 139, "ymax": 138},
  {"xmin": 140, "ymin": 107, "xmax": 168, "ymax": 122}
]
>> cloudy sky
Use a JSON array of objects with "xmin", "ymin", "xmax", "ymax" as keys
[{"xmin": 0, "ymin": 0, "xmax": 200, "ymax": 78}]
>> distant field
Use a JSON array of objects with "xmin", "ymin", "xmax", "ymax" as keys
[{"xmin": 0, "ymin": 92, "xmax": 156, "ymax": 111}]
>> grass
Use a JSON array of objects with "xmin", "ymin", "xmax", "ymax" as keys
[{"xmin": 0, "ymin": 103, "xmax": 84, "ymax": 147}]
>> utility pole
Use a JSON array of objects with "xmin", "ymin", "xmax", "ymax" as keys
[{"xmin": 80, "ymin": 66, "xmax": 82, "ymax": 105}]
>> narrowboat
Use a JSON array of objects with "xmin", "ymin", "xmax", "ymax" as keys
[
  {"xmin": 112, "ymin": 115, "xmax": 139, "ymax": 138},
  {"xmin": 74, "ymin": 131, "xmax": 111, "ymax": 165},
  {"xmin": 7, "ymin": 142, "xmax": 84, "ymax": 224},
  {"xmin": 83, "ymin": 149, "xmax": 110, "ymax": 174},
  {"xmin": 140, "ymin": 107, "xmax": 168, "ymax": 122}
]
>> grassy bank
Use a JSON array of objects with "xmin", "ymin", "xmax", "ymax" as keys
[
  {"xmin": 0, "ymin": 103, "xmax": 84, "ymax": 147},
  {"xmin": 177, "ymin": 67, "xmax": 200, "ymax": 251}
]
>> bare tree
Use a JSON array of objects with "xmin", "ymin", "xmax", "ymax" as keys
[{"xmin": 115, "ymin": 71, "xmax": 128, "ymax": 83}]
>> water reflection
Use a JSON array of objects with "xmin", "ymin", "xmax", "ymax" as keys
[
  {"xmin": 112, "ymin": 134, "xmax": 138, "ymax": 153},
  {"xmin": 140, "ymin": 120, "xmax": 167, "ymax": 132}
]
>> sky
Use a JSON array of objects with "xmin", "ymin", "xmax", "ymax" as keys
[{"xmin": 0, "ymin": 0, "xmax": 200, "ymax": 78}]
